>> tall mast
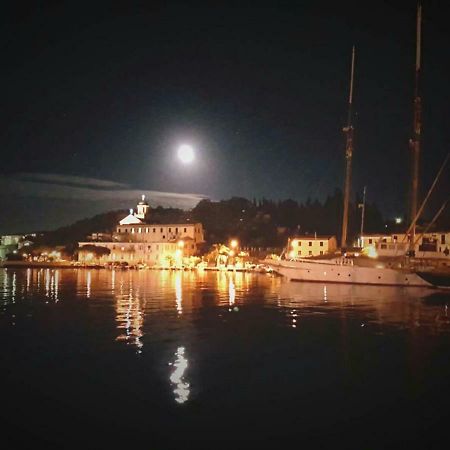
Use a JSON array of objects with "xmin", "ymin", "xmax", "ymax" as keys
[
  {"xmin": 409, "ymin": 3, "xmax": 422, "ymax": 254},
  {"xmin": 360, "ymin": 185, "xmax": 366, "ymax": 238},
  {"xmin": 341, "ymin": 46, "xmax": 356, "ymax": 249}
]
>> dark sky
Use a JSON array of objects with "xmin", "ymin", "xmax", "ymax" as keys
[{"xmin": 1, "ymin": 1, "xmax": 449, "ymax": 233}]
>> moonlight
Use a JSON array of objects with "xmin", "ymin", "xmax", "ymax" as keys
[{"xmin": 177, "ymin": 144, "xmax": 195, "ymax": 164}]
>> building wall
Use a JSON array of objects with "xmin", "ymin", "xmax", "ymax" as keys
[
  {"xmin": 78, "ymin": 223, "xmax": 204, "ymax": 265},
  {"xmin": 114, "ymin": 223, "xmax": 204, "ymax": 244},
  {"xmin": 291, "ymin": 237, "xmax": 337, "ymax": 257},
  {"xmin": 362, "ymin": 231, "xmax": 450, "ymax": 259}
]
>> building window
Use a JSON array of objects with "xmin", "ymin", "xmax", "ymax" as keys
[
  {"xmin": 320, "ymin": 251, "xmax": 323, "ymax": 255},
  {"xmin": 184, "ymin": 228, "xmax": 187, "ymax": 233},
  {"xmin": 393, "ymin": 235, "xmax": 398, "ymax": 241},
  {"xmin": 192, "ymin": 244, "xmax": 195, "ymax": 249},
  {"xmin": 175, "ymin": 227, "xmax": 178, "ymax": 233},
  {"xmin": 153, "ymin": 228, "xmax": 156, "ymax": 233},
  {"xmin": 131, "ymin": 228, "xmax": 135, "ymax": 233},
  {"xmin": 298, "ymin": 250, "xmax": 301, "ymax": 256},
  {"xmin": 146, "ymin": 228, "xmax": 149, "ymax": 233},
  {"xmin": 320, "ymin": 242, "xmax": 323, "ymax": 247},
  {"xmin": 162, "ymin": 235, "xmax": 165, "ymax": 239},
  {"xmin": 442, "ymin": 234, "xmax": 446, "ymax": 244},
  {"xmin": 309, "ymin": 251, "xmax": 312, "ymax": 255},
  {"xmin": 138, "ymin": 228, "xmax": 142, "ymax": 233},
  {"xmin": 369, "ymin": 239, "xmax": 373, "ymax": 244},
  {"xmin": 160, "ymin": 228, "xmax": 163, "ymax": 233},
  {"xmin": 309, "ymin": 242, "xmax": 312, "ymax": 246},
  {"xmin": 169, "ymin": 228, "xmax": 172, "ymax": 232},
  {"xmin": 125, "ymin": 229, "xmax": 128, "ymax": 233},
  {"xmin": 148, "ymin": 245, "xmax": 151, "ymax": 249}
]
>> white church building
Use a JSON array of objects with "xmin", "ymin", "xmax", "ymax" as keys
[{"xmin": 78, "ymin": 196, "xmax": 205, "ymax": 266}]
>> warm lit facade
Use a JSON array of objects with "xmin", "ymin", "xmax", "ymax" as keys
[
  {"xmin": 289, "ymin": 235, "xmax": 337, "ymax": 258},
  {"xmin": 78, "ymin": 196, "xmax": 205, "ymax": 266},
  {"xmin": 360, "ymin": 231, "xmax": 450, "ymax": 260}
]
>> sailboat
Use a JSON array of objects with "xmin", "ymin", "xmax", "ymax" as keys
[{"xmin": 269, "ymin": 4, "xmax": 441, "ymax": 288}]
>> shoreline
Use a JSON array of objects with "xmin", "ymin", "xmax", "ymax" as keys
[{"xmin": 0, "ymin": 260, "xmax": 274, "ymax": 273}]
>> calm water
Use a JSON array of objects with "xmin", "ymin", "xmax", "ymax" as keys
[{"xmin": 1, "ymin": 268, "xmax": 449, "ymax": 447}]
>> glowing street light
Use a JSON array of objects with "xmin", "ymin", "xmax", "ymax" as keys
[
  {"xmin": 230, "ymin": 239, "xmax": 238, "ymax": 250},
  {"xmin": 177, "ymin": 240, "xmax": 185, "ymax": 248}
]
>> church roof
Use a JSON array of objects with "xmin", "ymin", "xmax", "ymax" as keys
[{"xmin": 119, "ymin": 213, "xmax": 142, "ymax": 225}]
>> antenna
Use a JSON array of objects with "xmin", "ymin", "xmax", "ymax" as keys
[{"xmin": 341, "ymin": 46, "xmax": 356, "ymax": 249}]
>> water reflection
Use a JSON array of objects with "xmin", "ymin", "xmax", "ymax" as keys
[
  {"xmin": 277, "ymin": 281, "xmax": 450, "ymax": 334},
  {"xmin": 115, "ymin": 272, "xmax": 144, "ymax": 352},
  {"xmin": 175, "ymin": 272, "xmax": 183, "ymax": 315},
  {"xmin": 169, "ymin": 346, "xmax": 190, "ymax": 404}
]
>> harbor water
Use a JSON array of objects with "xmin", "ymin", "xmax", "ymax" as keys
[{"xmin": 1, "ymin": 268, "xmax": 449, "ymax": 447}]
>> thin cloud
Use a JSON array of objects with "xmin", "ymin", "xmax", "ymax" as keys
[{"xmin": 1, "ymin": 172, "xmax": 208, "ymax": 208}]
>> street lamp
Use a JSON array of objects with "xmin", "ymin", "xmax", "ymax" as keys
[{"xmin": 230, "ymin": 239, "xmax": 238, "ymax": 250}]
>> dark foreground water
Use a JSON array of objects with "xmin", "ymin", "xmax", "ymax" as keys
[{"xmin": 1, "ymin": 268, "xmax": 449, "ymax": 448}]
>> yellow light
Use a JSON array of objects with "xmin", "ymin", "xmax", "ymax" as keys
[
  {"xmin": 230, "ymin": 239, "xmax": 238, "ymax": 249},
  {"xmin": 289, "ymin": 250, "xmax": 295, "ymax": 259},
  {"xmin": 229, "ymin": 250, "xmax": 235, "ymax": 257},
  {"xmin": 175, "ymin": 249, "xmax": 182, "ymax": 258},
  {"xmin": 291, "ymin": 239, "xmax": 298, "ymax": 247},
  {"xmin": 177, "ymin": 240, "xmax": 184, "ymax": 248}
]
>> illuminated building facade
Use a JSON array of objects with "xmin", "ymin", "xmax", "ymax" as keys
[
  {"xmin": 78, "ymin": 195, "xmax": 205, "ymax": 266},
  {"xmin": 289, "ymin": 235, "xmax": 338, "ymax": 258}
]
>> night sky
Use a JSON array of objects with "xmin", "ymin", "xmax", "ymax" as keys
[{"xmin": 1, "ymin": 1, "xmax": 449, "ymax": 233}]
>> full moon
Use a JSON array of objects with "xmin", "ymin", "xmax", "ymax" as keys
[{"xmin": 177, "ymin": 144, "xmax": 195, "ymax": 164}]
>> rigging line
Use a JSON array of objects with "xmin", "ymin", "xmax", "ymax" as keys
[
  {"xmin": 413, "ymin": 197, "xmax": 450, "ymax": 248},
  {"xmin": 401, "ymin": 152, "xmax": 450, "ymax": 243}
]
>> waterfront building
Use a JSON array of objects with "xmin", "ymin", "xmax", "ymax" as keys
[
  {"xmin": 289, "ymin": 235, "xmax": 337, "ymax": 258},
  {"xmin": 360, "ymin": 231, "xmax": 450, "ymax": 260},
  {"xmin": 0, "ymin": 234, "xmax": 33, "ymax": 260},
  {"xmin": 78, "ymin": 196, "xmax": 205, "ymax": 266}
]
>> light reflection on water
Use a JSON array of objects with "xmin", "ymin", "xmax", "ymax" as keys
[
  {"xmin": 0, "ymin": 267, "xmax": 450, "ymax": 410},
  {"xmin": 169, "ymin": 346, "xmax": 190, "ymax": 404}
]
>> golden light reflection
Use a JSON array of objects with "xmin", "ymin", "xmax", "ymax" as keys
[
  {"xmin": 115, "ymin": 275, "xmax": 143, "ymax": 353},
  {"xmin": 26, "ymin": 268, "xmax": 31, "ymax": 291},
  {"xmin": 86, "ymin": 270, "xmax": 91, "ymax": 299},
  {"xmin": 45, "ymin": 268, "xmax": 50, "ymax": 298},
  {"xmin": 169, "ymin": 346, "xmax": 190, "ymax": 404},
  {"xmin": 229, "ymin": 278, "xmax": 236, "ymax": 306},
  {"xmin": 175, "ymin": 272, "xmax": 183, "ymax": 315}
]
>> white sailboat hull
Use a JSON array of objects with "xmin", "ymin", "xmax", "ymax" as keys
[{"xmin": 270, "ymin": 259, "xmax": 433, "ymax": 288}]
